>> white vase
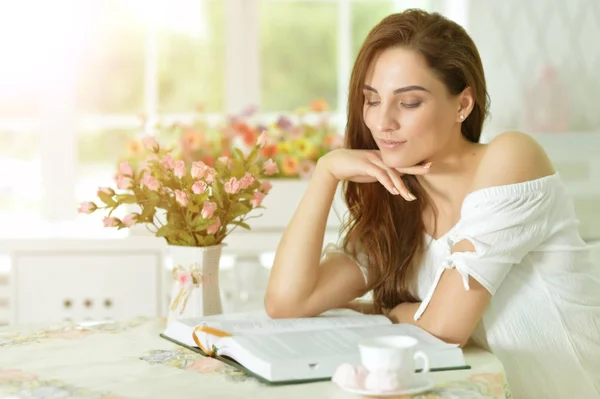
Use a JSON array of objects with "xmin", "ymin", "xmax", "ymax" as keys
[{"xmin": 167, "ymin": 243, "xmax": 224, "ymax": 322}]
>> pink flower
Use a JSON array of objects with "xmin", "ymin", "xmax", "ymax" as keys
[
  {"xmin": 161, "ymin": 154, "xmax": 175, "ymax": 170},
  {"xmin": 206, "ymin": 217, "xmax": 221, "ymax": 235},
  {"xmin": 257, "ymin": 131, "xmax": 269, "ymax": 148},
  {"xmin": 298, "ymin": 160, "xmax": 316, "ymax": 179},
  {"xmin": 0, "ymin": 369, "xmax": 38, "ymax": 383},
  {"xmin": 186, "ymin": 358, "xmax": 224, "ymax": 374},
  {"xmin": 45, "ymin": 329, "xmax": 93, "ymax": 341},
  {"xmin": 239, "ymin": 172, "xmax": 255, "ymax": 189},
  {"xmin": 77, "ymin": 202, "xmax": 97, "ymax": 214},
  {"xmin": 192, "ymin": 181, "xmax": 207, "ymax": 194},
  {"xmin": 138, "ymin": 161, "xmax": 150, "ymax": 175},
  {"xmin": 141, "ymin": 174, "xmax": 160, "ymax": 191},
  {"xmin": 146, "ymin": 153, "xmax": 159, "ymax": 162},
  {"xmin": 259, "ymin": 180, "xmax": 273, "ymax": 194},
  {"xmin": 174, "ymin": 160, "xmax": 186, "ymax": 178},
  {"xmin": 201, "ymin": 201, "xmax": 217, "ymax": 219},
  {"xmin": 142, "ymin": 136, "xmax": 159, "ymax": 152},
  {"xmin": 115, "ymin": 174, "xmax": 133, "ymax": 190},
  {"xmin": 330, "ymin": 134, "xmax": 344, "ymax": 149},
  {"xmin": 103, "ymin": 217, "xmax": 120, "ymax": 228},
  {"xmin": 262, "ymin": 159, "xmax": 279, "ymax": 175},
  {"xmin": 191, "ymin": 161, "xmax": 208, "ymax": 179},
  {"xmin": 119, "ymin": 161, "xmax": 134, "ymax": 176},
  {"xmin": 98, "ymin": 187, "xmax": 114, "ymax": 196},
  {"xmin": 251, "ymin": 191, "xmax": 265, "ymax": 207},
  {"xmin": 290, "ymin": 126, "xmax": 304, "ymax": 138},
  {"xmin": 218, "ymin": 156, "xmax": 233, "ymax": 169},
  {"xmin": 175, "ymin": 190, "xmax": 188, "ymax": 207},
  {"xmin": 205, "ymin": 168, "xmax": 216, "ymax": 184},
  {"xmin": 122, "ymin": 213, "xmax": 139, "ymax": 227},
  {"xmin": 224, "ymin": 177, "xmax": 241, "ymax": 194},
  {"xmin": 177, "ymin": 270, "xmax": 192, "ymax": 286}
]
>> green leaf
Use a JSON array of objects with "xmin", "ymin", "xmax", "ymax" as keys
[
  {"xmin": 233, "ymin": 148, "xmax": 245, "ymax": 162},
  {"xmin": 195, "ymin": 235, "xmax": 207, "ymax": 246},
  {"xmin": 167, "ymin": 212, "xmax": 184, "ymax": 228},
  {"xmin": 179, "ymin": 232, "xmax": 196, "ymax": 246},
  {"xmin": 211, "ymin": 180, "xmax": 226, "ymax": 208},
  {"xmin": 97, "ymin": 191, "xmax": 117, "ymax": 207},
  {"xmin": 246, "ymin": 147, "xmax": 258, "ymax": 165},
  {"xmin": 140, "ymin": 204, "xmax": 156, "ymax": 223},
  {"xmin": 115, "ymin": 194, "xmax": 137, "ymax": 204},
  {"xmin": 231, "ymin": 220, "xmax": 251, "ymax": 230},
  {"xmin": 237, "ymin": 193, "xmax": 255, "ymax": 201},
  {"xmin": 249, "ymin": 164, "xmax": 260, "ymax": 176},
  {"xmin": 191, "ymin": 215, "xmax": 211, "ymax": 230},
  {"xmin": 229, "ymin": 202, "xmax": 251, "ymax": 219},
  {"xmin": 190, "ymin": 192, "xmax": 209, "ymax": 207},
  {"xmin": 184, "ymin": 212, "xmax": 194, "ymax": 227},
  {"xmin": 231, "ymin": 159, "xmax": 245, "ymax": 178},
  {"xmin": 213, "ymin": 162, "xmax": 228, "ymax": 180},
  {"xmin": 204, "ymin": 235, "xmax": 217, "ymax": 246},
  {"xmin": 156, "ymin": 225, "xmax": 175, "ymax": 238}
]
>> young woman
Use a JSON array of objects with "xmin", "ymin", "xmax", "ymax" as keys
[{"xmin": 264, "ymin": 9, "xmax": 600, "ymax": 399}]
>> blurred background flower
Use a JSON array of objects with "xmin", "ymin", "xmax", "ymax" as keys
[{"xmin": 124, "ymin": 99, "xmax": 343, "ymax": 179}]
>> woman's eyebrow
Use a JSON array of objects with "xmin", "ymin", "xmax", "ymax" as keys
[{"xmin": 363, "ymin": 84, "xmax": 430, "ymax": 94}]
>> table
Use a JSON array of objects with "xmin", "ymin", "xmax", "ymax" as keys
[{"xmin": 0, "ymin": 317, "xmax": 512, "ymax": 399}]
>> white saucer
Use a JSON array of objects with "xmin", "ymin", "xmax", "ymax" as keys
[{"xmin": 340, "ymin": 376, "xmax": 435, "ymax": 397}]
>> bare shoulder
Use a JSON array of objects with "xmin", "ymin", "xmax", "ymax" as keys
[{"xmin": 472, "ymin": 131, "xmax": 556, "ymax": 191}]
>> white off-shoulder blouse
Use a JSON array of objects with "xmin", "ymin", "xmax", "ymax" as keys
[{"xmin": 323, "ymin": 173, "xmax": 600, "ymax": 398}]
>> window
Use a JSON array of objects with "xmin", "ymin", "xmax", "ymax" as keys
[
  {"xmin": 260, "ymin": 1, "xmax": 338, "ymax": 111},
  {"xmin": 0, "ymin": 0, "xmax": 443, "ymax": 233},
  {"xmin": 75, "ymin": 1, "xmax": 146, "ymax": 114},
  {"xmin": 157, "ymin": 0, "xmax": 226, "ymax": 113},
  {"xmin": 0, "ymin": 130, "xmax": 41, "ymax": 225},
  {"xmin": 351, "ymin": 1, "xmax": 396, "ymax": 59}
]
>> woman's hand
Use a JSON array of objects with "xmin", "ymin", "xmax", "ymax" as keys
[{"xmin": 317, "ymin": 149, "xmax": 431, "ymax": 201}]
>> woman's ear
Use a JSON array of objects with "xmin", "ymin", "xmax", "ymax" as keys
[{"xmin": 457, "ymin": 87, "xmax": 475, "ymax": 122}]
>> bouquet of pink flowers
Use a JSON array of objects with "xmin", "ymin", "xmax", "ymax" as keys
[{"xmin": 78, "ymin": 133, "xmax": 277, "ymax": 247}]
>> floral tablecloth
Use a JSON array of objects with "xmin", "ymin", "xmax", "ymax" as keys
[{"xmin": 0, "ymin": 317, "xmax": 512, "ymax": 399}]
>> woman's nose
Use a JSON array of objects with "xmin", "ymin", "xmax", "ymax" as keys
[{"xmin": 377, "ymin": 102, "xmax": 400, "ymax": 134}]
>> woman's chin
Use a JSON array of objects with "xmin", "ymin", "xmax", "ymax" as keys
[{"xmin": 381, "ymin": 154, "xmax": 418, "ymax": 169}]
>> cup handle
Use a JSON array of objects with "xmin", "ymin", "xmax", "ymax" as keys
[{"xmin": 413, "ymin": 350, "xmax": 430, "ymax": 374}]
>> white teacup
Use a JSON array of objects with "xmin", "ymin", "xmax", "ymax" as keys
[{"xmin": 358, "ymin": 335, "xmax": 430, "ymax": 379}]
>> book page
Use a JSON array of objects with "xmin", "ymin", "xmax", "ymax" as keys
[
  {"xmin": 227, "ymin": 328, "xmax": 363, "ymax": 363},
  {"xmin": 227, "ymin": 323, "xmax": 458, "ymax": 364},
  {"xmin": 203, "ymin": 313, "xmax": 391, "ymax": 335},
  {"xmin": 215, "ymin": 323, "xmax": 465, "ymax": 382}
]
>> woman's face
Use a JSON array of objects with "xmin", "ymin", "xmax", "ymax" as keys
[{"xmin": 362, "ymin": 46, "xmax": 466, "ymax": 168}]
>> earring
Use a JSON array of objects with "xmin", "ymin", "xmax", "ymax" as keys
[{"xmin": 459, "ymin": 114, "xmax": 465, "ymax": 120}]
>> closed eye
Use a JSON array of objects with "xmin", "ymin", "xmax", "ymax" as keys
[
  {"xmin": 402, "ymin": 102, "xmax": 422, "ymax": 109},
  {"xmin": 365, "ymin": 100, "xmax": 380, "ymax": 106}
]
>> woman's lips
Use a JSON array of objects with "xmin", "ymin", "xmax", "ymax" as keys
[{"xmin": 379, "ymin": 139, "xmax": 406, "ymax": 148}]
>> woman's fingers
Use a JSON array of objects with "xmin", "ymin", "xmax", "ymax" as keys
[
  {"xmin": 371, "ymin": 160, "xmax": 414, "ymax": 201},
  {"xmin": 383, "ymin": 167, "xmax": 414, "ymax": 201},
  {"xmin": 366, "ymin": 165, "xmax": 398, "ymax": 195}
]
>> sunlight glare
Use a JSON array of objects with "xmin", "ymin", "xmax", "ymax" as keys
[{"xmin": 0, "ymin": 0, "xmax": 95, "ymax": 100}]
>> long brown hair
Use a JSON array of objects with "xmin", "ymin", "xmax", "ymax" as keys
[{"xmin": 342, "ymin": 9, "xmax": 489, "ymax": 312}]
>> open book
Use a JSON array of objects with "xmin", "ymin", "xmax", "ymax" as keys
[{"xmin": 160, "ymin": 309, "xmax": 469, "ymax": 385}]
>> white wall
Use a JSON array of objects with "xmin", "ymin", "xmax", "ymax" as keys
[
  {"xmin": 468, "ymin": 0, "xmax": 600, "ymax": 135},
  {"xmin": 467, "ymin": 0, "xmax": 600, "ymax": 240}
]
